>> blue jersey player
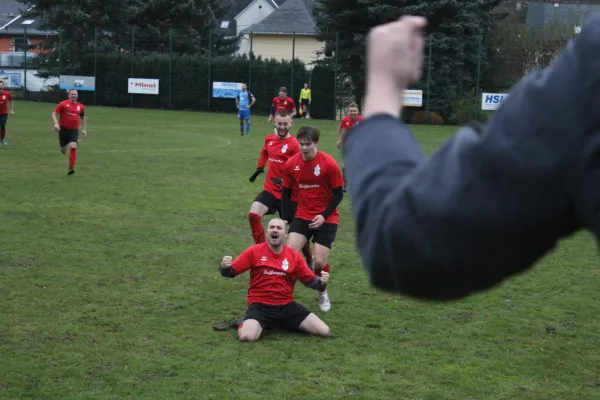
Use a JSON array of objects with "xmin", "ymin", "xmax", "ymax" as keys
[{"xmin": 236, "ymin": 83, "xmax": 256, "ymax": 136}]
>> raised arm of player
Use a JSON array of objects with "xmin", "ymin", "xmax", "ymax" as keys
[
  {"xmin": 342, "ymin": 15, "xmax": 600, "ymax": 301},
  {"xmin": 294, "ymin": 251, "xmax": 329, "ymax": 290},
  {"xmin": 219, "ymin": 248, "xmax": 254, "ymax": 278}
]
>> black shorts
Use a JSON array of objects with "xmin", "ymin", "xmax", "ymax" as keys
[
  {"xmin": 301, "ymin": 99, "xmax": 309, "ymax": 107},
  {"xmin": 289, "ymin": 218, "xmax": 337, "ymax": 248},
  {"xmin": 0, "ymin": 113, "xmax": 7, "ymax": 127},
  {"xmin": 58, "ymin": 128, "xmax": 78, "ymax": 147},
  {"xmin": 254, "ymin": 190, "xmax": 281, "ymax": 216},
  {"xmin": 243, "ymin": 302, "xmax": 311, "ymax": 331}
]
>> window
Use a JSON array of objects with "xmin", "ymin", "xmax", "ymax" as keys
[{"xmin": 12, "ymin": 37, "xmax": 29, "ymax": 52}]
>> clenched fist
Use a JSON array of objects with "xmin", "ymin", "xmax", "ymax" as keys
[
  {"xmin": 364, "ymin": 16, "xmax": 427, "ymax": 119},
  {"xmin": 367, "ymin": 16, "xmax": 427, "ymax": 88},
  {"xmin": 221, "ymin": 256, "xmax": 232, "ymax": 268}
]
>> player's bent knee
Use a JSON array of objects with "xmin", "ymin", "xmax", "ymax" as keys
[
  {"xmin": 238, "ymin": 331, "xmax": 260, "ymax": 342},
  {"xmin": 237, "ymin": 319, "xmax": 262, "ymax": 341},
  {"xmin": 300, "ymin": 314, "xmax": 330, "ymax": 337},
  {"xmin": 70, "ymin": 142, "xmax": 77, "ymax": 148},
  {"xmin": 319, "ymin": 324, "xmax": 331, "ymax": 337},
  {"xmin": 249, "ymin": 202, "xmax": 268, "ymax": 216}
]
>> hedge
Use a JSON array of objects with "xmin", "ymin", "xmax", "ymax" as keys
[{"xmin": 71, "ymin": 52, "xmax": 309, "ymax": 115}]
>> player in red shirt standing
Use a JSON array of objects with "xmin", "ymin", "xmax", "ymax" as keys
[
  {"xmin": 281, "ymin": 126, "xmax": 344, "ymax": 312},
  {"xmin": 51, "ymin": 89, "xmax": 87, "ymax": 175},
  {"xmin": 248, "ymin": 109, "xmax": 313, "ymax": 266},
  {"xmin": 0, "ymin": 81, "xmax": 15, "ymax": 146},
  {"xmin": 336, "ymin": 103, "xmax": 364, "ymax": 148},
  {"xmin": 336, "ymin": 103, "xmax": 364, "ymax": 191},
  {"xmin": 219, "ymin": 218, "xmax": 331, "ymax": 341},
  {"xmin": 268, "ymin": 86, "xmax": 296, "ymax": 133}
]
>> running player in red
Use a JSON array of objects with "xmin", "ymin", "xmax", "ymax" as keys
[
  {"xmin": 281, "ymin": 126, "xmax": 344, "ymax": 312},
  {"xmin": 248, "ymin": 109, "xmax": 313, "ymax": 267},
  {"xmin": 268, "ymin": 86, "xmax": 296, "ymax": 133},
  {"xmin": 0, "ymin": 81, "xmax": 15, "ymax": 146},
  {"xmin": 336, "ymin": 102, "xmax": 364, "ymax": 191},
  {"xmin": 219, "ymin": 218, "xmax": 330, "ymax": 341},
  {"xmin": 51, "ymin": 89, "xmax": 87, "ymax": 175}
]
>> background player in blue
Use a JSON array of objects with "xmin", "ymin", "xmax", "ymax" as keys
[{"xmin": 236, "ymin": 83, "xmax": 256, "ymax": 136}]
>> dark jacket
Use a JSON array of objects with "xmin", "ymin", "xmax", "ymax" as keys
[{"xmin": 342, "ymin": 13, "xmax": 600, "ymax": 301}]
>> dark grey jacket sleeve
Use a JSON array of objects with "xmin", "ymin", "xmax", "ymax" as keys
[{"xmin": 342, "ymin": 15, "xmax": 600, "ymax": 301}]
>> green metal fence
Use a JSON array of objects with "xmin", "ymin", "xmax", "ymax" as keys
[{"xmin": 0, "ymin": 23, "xmax": 578, "ymax": 124}]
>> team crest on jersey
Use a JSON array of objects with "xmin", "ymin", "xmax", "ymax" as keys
[
  {"xmin": 284, "ymin": 101, "xmax": 287, "ymax": 105},
  {"xmin": 314, "ymin": 164, "xmax": 321, "ymax": 176},
  {"xmin": 282, "ymin": 258, "xmax": 289, "ymax": 271},
  {"xmin": 282, "ymin": 144, "xmax": 288, "ymax": 153},
  {"xmin": 2, "ymin": 96, "xmax": 4, "ymax": 100},
  {"xmin": 76, "ymin": 106, "xmax": 80, "ymax": 111}
]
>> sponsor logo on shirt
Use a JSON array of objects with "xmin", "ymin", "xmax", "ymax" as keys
[
  {"xmin": 299, "ymin": 184, "xmax": 320, "ymax": 189},
  {"xmin": 264, "ymin": 270, "xmax": 286, "ymax": 276}
]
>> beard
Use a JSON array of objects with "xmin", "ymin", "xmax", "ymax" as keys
[{"xmin": 277, "ymin": 128, "xmax": 289, "ymax": 137}]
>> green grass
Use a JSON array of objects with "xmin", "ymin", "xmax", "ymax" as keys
[{"xmin": 1, "ymin": 101, "xmax": 600, "ymax": 399}]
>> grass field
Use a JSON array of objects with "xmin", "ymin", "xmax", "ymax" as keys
[{"xmin": 1, "ymin": 101, "xmax": 600, "ymax": 399}]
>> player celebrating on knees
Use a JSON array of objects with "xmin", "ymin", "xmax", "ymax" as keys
[
  {"xmin": 248, "ymin": 110, "xmax": 313, "ymax": 266},
  {"xmin": 0, "ymin": 81, "xmax": 14, "ymax": 146},
  {"xmin": 336, "ymin": 102, "xmax": 364, "ymax": 191},
  {"xmin": 235, "ymin": 83, "xmax": 255, "ymax": 136},
  {"xmin": 219, "ymin": 218, "xmax": 331, "ymax": 342},
  {"xmin": 268, "ymin": 87, "xmax": 296, "ymax": 133},
  {"xmin": 52, "ymin": 89, "xmax": 87, "ymax": 175},
  {"xmin": 281, "ymin": 126, "xmax": 344, "ymax": 312}
]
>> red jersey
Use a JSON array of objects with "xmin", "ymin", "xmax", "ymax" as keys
[
  {"xmin": 0, "ymin": 90, "xmax": 13, "ymax": 114},
  {"xmin": 282, "ymin": 151, "xmax": 345, "ymax": 224},
  {"xmin": 232, "ymin": 242, "xmax": 316, "ymax": 306},
  {"xmin": 271, "ymin": 96, "xmax": 295, "ymax": 114},
  {"xmin": 257, "ymin": 134, "xmax": 300, "ymax": 200},
  {"xmin": 340, "ymin": 115, "xmax": 364, "ymax": 131},
  {"xmin": 54, "ymin": 100, "xmax": 85, "ymax": 130}
]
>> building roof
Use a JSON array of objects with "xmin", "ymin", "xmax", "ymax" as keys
[
  {"xmin": 241, "ymin": 0, "xmax": 316, "ymax": 35},
  {"xmin": 0, "ymin": 2, "xmax": 52, "ymax": 35},
  {"xmin": 0, "ymin": 0, "xmax": 25, "ymax": 27},
  {"xmin": 226, "ymin": 0, "xmax": 286, "ymax": 19},
  {"xmin": 526, "ymin": 1, "xmax": 600, "ymax": 28}
]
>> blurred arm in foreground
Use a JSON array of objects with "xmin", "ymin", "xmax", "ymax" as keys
[{"xmin": 342, "ymin": 15, "xmax": 600, "ymax": 301}]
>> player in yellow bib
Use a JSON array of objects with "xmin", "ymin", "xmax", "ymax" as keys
[{"xmin": 299, "ymin": 83, "xmax": 311, "ymax": 119}]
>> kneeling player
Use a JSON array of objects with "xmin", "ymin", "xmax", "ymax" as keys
[{"xmin": 219, "ymin": 218, "xmax": 331, "ymax": 341}]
